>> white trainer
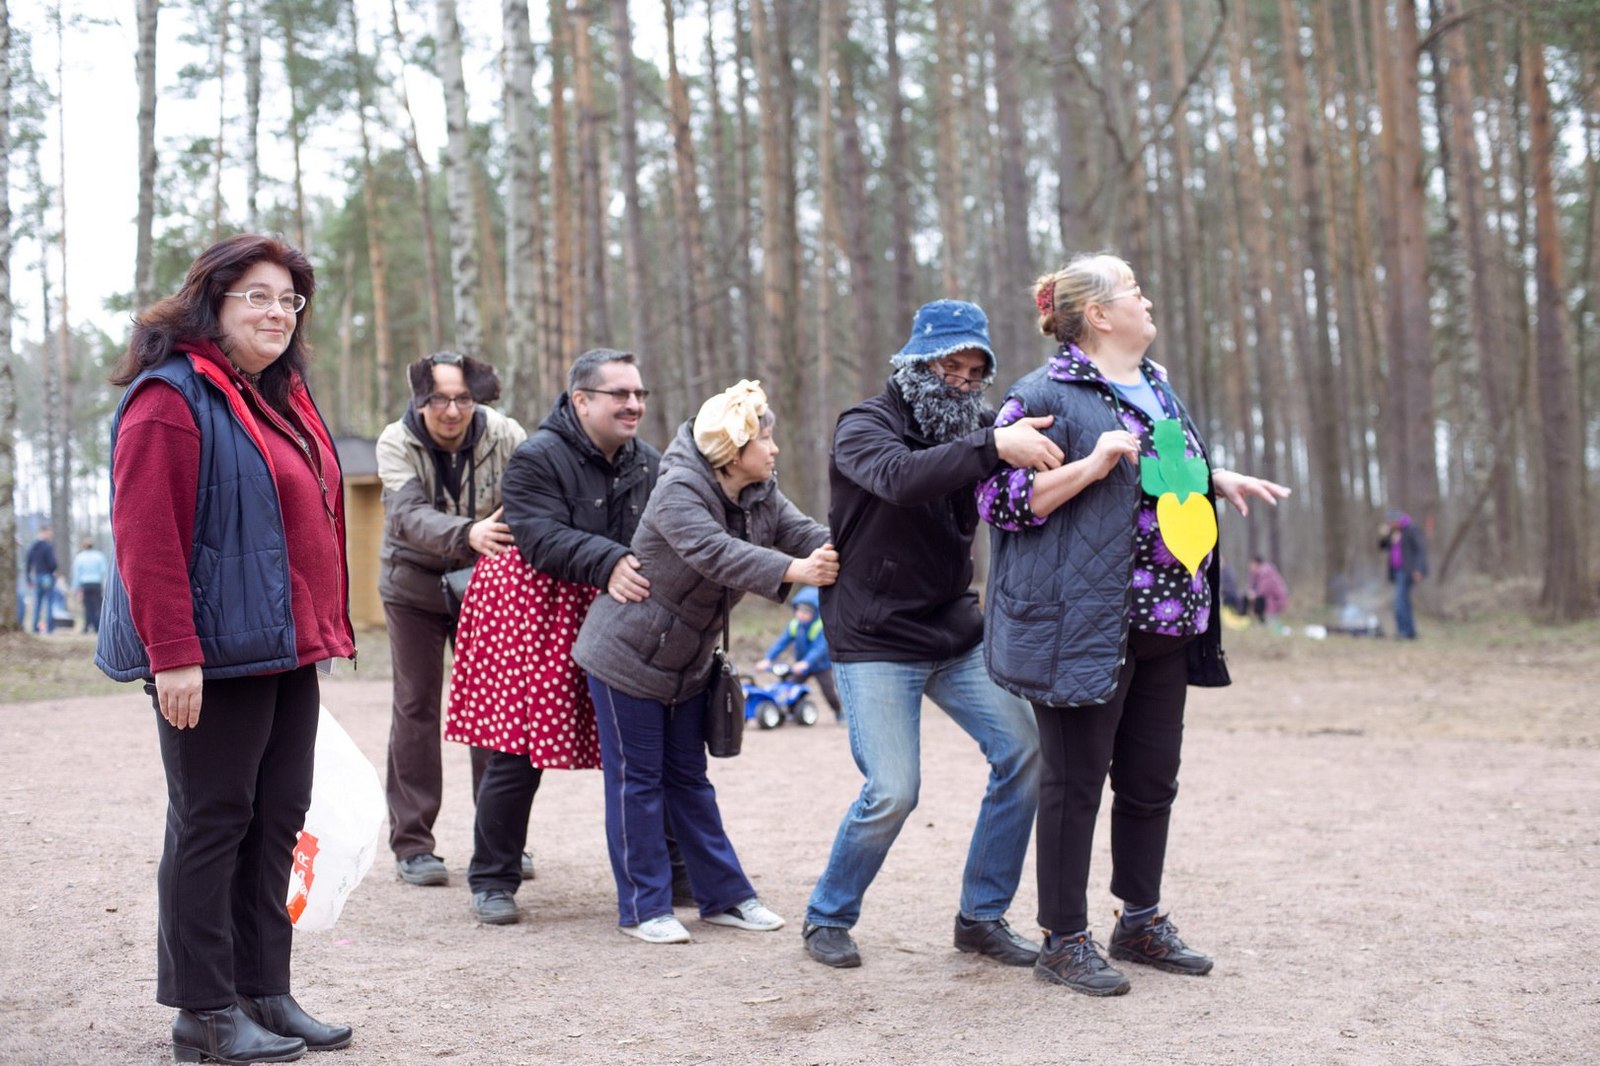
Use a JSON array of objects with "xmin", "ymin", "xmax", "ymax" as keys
[
  {"xmin": 702, "ymin": 897, "xmax": 786, "ymax": 932},
  {"xmin": 620, "ymin": 915, "xmax": 692, "ymax": 944}
]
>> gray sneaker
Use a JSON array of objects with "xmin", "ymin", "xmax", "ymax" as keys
[
  {"xmin": 395, "ymin": 853, "xmax": 448, "ymax": 886},
  {"xmin": 1034, "ymin": 933, "xmax": 1130, "ymax": 996},
  {"xmin": 471, "ymin": 889, "xmax": 520, "ymax": 925}
]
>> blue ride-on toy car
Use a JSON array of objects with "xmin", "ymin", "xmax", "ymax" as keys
[{"xmin": 742, "ymin": 662, "xmax": 820, "ymax": 729}]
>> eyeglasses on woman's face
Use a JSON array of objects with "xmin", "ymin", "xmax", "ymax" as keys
[
  {"xmin": 1100, "ymin": 284, "xmax": 1145, "ymax": 304},
  {"xmin": 421, "ymin": 393, "xmax": 476, "ymax": 412},
  {"xmin": 578, "ymin": 387, "xmax": 651, "ymax": 403},
  {"xmin": 224, "ymin": 290, "xmax": 307, "ymax": 314}
]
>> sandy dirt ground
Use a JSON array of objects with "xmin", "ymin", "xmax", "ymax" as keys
[{"xmin": 2, "ymin": 623, "xmax": 1597, "ymax": 1065}]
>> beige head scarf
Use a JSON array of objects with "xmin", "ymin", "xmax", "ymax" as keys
[{"xmin": 694, "ymin": 379, "xmax": 768, "ymax": 469}]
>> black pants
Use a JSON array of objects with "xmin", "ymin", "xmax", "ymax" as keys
[
  {"xmin": 384, "ymin": 600, "xmax": 490, "ymax": 860},
  {"xmin": 468, "ymin": 750, "xmax": 544, "ymax": 893},
  {"xmin": 81, "ymin": 583, "xmax": 103, "ymax": 633},
  {"xmin": 1033, "ymin": 631, "xmax": 1192, "ymax": 936},
  {"xmin": 154, "ymin": 665, "xmax": 319, "ymax": 1009}
]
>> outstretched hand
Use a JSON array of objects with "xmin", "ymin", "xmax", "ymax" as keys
[
  {"xmin": 1211, "ymin": 469, "xmax": 1292, "ymax": 517},
  {"xmin": 785, "ymin": 543, "xmax": 840, "ymax": 587},
  {"xmin": 468, "ymin": 507, "xmax": 515, "ymax": 557},
  {"xmin": 608, "ymin": 553, "xmax": 651, "ymax": 603}
]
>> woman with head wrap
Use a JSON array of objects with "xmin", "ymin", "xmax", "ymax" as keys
[{"xmin": 573, "ymin": 381, "xmax": 839, "ymax": 944}]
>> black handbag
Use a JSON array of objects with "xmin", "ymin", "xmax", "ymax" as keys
[
  {"xmin": 440, "ymin": 566, "xmax": 475, "ymax": 618},
  {"xmin": 704, "ymin": 592, "xmax": 745, "ymax": 758}
]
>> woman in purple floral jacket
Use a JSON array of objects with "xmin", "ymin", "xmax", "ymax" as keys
[{"xmin": 979, "ymin": 253, "xmax": 1289, "ymax": 996}]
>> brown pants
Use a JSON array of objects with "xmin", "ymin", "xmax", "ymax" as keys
[{"xmin": 384, "ymin": 600, "xmax": 489, "ymax": 860}]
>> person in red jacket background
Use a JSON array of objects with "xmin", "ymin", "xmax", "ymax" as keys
[{"xmin": 99, "ymin": 234, "xmax": 356, "ymax": 1064}]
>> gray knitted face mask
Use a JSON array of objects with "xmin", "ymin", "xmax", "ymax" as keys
[{"xmin": 893, "ymin": 363, "xmax": 986, "ymax": 444}]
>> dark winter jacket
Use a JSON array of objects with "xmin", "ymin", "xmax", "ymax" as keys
[
  {"xmin": 500, "ymin": 394, "xmax": 660, "ymax": 588},
  {"xmin": 818, "ymin": 378, "xmax": 1000, "ymax": 663},
  {"xmin": 25, "ymin": 538, "xmax": 57, "ymax": 579},
  {"xmin": 96, "ymin": 350, "xmax": 352, "ymax": 682},
  {"xmin": 983, "ymin": 362, "xmax": 1226, "ymax": 707},
  {"xmin": 377, "ymin": 405, "xmax": 527, "ymax": 612},
  {"xmin": 572, "ymin": 419, "xmax": 829, "ymax": 704}
]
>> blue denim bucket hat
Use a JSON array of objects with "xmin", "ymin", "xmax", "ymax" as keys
[{"xmin": 889, "ymin": 299, "xmax": 996, "ymax": 375}]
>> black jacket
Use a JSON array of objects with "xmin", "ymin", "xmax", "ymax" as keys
[
  {"xmin": 819, "ymin": 379, "xmax": 1000, "ymax": 662},
  {"xmin": 500, "ymin": 393, "xmax": 660, "ymax": 588},
  {"xmin": 26, "ymin": 538, "xmax": 58, "ymax": 579}
]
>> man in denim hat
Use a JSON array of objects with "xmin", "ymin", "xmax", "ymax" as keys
[{"xmin": 802, "ymin": 299, "xmax": 1063, "ymax": 969}]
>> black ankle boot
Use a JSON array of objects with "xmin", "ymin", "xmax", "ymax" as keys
[
  {"xmin": 171, "ymin": 1004, "xmax": 306, "ymax": 1063},
  {"xmin": 237, "ymin": 993, "xmax": 353, "ymax": 1051}
]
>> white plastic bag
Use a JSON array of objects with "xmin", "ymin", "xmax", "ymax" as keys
[{"xmin": 286, "ymin": 706, "xmax": 385, "ymax": 931}]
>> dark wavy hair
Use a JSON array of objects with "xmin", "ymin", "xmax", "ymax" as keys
[{"xmin": 110, "ymin": 234, "xmax": 316, "ymax": 414}]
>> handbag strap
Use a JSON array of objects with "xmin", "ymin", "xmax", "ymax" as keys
[{"xmin": 720, "ymin": 587, "xmax": 731, "ymax": 652}]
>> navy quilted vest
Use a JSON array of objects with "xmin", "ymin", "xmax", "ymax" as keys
[
  {"xmin": 95, "ymin": 356, "xmax": 299, "ymax": 682},
  {"xmin": 983, "ymin": 366, "xmax": 1213, "ymax": 707}
]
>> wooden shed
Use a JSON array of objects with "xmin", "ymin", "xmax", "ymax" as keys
[{"xmin": 335, "ymin": 437, "xmax": 385, "ymax": 630}]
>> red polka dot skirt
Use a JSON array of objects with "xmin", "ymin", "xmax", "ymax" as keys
[{"xmin": 443, "ymin": 550, "xmax": 602, "ymax": 770}]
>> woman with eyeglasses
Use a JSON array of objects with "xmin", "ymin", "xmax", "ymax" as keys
[
  {"xmin": 572, "ymin": 380, "xmax": 838, "ymax": 944},
  {"xmin": 97, "ymin": 234, "xmax": 355, "ymax": 1061},
  {"xmin": 979, "ymin": 253, "xmax": 1289, "ymax": 996}
]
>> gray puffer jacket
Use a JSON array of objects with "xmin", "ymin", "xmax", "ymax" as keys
[{"xmin": 572, "ymin": 420, "xmax": 830, "ymax": 704}]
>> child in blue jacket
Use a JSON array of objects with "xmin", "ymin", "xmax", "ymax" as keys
[{"xmin": 755, "ymin": 586, "xmax": 842, "ymax": 722}]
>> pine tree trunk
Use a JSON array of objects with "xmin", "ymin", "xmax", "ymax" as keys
[
  {"xmin": 51, "ymin": 6, "xmax": 71, "ymax": 550},
  {"xmin": 211, "ymin": 0, "xmax": 229, "ymax": 243},
  {"xmin": 664, "ymin": 0, "xmax": 715, "ymax": 388},
  {"xmin": 816, "ymin": 0, "xmax": 838, "ymax": 471},
  {"xmin": 0, "ymin": 0, "xmax": 17, "ymax": 631},
  {"xmin": 703, "ymin": 0, "xmax": 742, "ymax": 379},
  {"xmin": 611, "ymin": 0, "xmax": 648, "ymax": 360},
  {"xmin": 1162, "ymin": 0, "xmax": 1207, "ymax": 431},
  {"xmin": 504, "ymin": 0, "xmax": 543, "ymax": 406},
  {"xmin": 549, "ymin": 0, "xmax": 576, "ymax": 391},
  {"xmin": 1523, "ymin": 29, "xmax": 1593, "ymax": 618},
  {"xmin": 435, "ymin": 0, "xmax": 483, "ymax": 358},
  {"xmin": 573, "ymin": 3, "xmax": 611, "ymax": 346},
  {"xmin": 390, "ymin": 0, "xmax": 444, "ymax": 353},
  {"xmin": 1049, "ymin": 0, "xmax": 1085, "ymax": 256},
  {"xmin": 243, "ymin": 5, "xmax": 260, "ymax": 230},
  {"xmin": 1276, "ymin": 0, "xmax": 1347, "ymax": 603},
  {"xmin": 733, "ymin": 0, "xmax": 760, "ymax": 379},
  {"xmin": 747, "ymin": 0, "xmax": 788, "ymax": 391},
  {"xmin": 283, "ymin": 15, "xmax": 307, "ymax": 249},
  {"xmin": 990, "ymin": 0, "xmax": 1029, "ymax": 363},
  {"xmin": 884, "ymin": 0, "xmax": 915, "ymax": 330},
  {"xmin": 1225, "ymin": 0, "xmax": 1286, "ymax": 562},
  {"xmin": 134, "ymin": 0, "xmax": 158, "ymax": 310},
  {"xmin": 351, "ymin": 1, "xmax": 394, "ymax": 423},
  {"xmin": 935, "ymin": 0, "xmax": 969, "ymax": 295},
  {"xmin": 835, "ymin": 0, "xmax": 879, "ymax": 398},
  {"xmin": 1372, "ymin": 0, "xmax": 1438, "ymax": 522}
]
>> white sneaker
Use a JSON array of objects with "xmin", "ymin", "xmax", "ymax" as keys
[
  {"xmin": 620, "ymin": 915, "xmax": 692, "ymax": 944},
  {"xmin": 702, "ymin": 897, "xmax": 786, "ymax": 932}
]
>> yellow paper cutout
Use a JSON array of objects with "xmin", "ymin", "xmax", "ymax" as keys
[{"xmin": 1155, "ymin": 493, "xmax": 1218, "ymax": 576}]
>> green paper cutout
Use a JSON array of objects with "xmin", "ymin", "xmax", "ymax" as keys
[{"xmin": 1140, "ymin": 419, "xmax": 1209, "ymax": 503}]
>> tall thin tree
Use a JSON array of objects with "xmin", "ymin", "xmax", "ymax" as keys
[
  {"xmin": 0, "ymin": 0, "xmax": 17, "ymax": 631},
  {"xmin": 134, "ymin": 0, "xmax": 158, "ymax": 310},
  {"xmin": 503, "ymin": 0, "xmax": 543, "ymax": 406},
  {"xmin": 435, "ymin": 0, "xmax": 483, "ymax": 359}
]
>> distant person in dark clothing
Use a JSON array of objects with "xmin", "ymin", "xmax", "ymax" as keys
[
  {"xmin": 1378, "ymin": 511, "xmax": 1427, "ymax": 639},
  {"xmin": 25, "ymin": 527, "xmax": 59, "ymax": 634}
]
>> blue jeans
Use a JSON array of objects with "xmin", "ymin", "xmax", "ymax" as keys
[
  {"xmin": 805, "ymin": 644, "xmax": 1040, "ymax": 929},
  {"xmin": 31, "ymin": 574, "xmax": 55, "ymax": 634},
  {"xmin": 1393, "ymin": 572, "xmax": 1417, "ymax": 639},
  {"xmin": 589, "ymin": 677, "xmax": 755, "ymax": 927}
]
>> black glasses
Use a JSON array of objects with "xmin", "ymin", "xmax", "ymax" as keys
[
  {"xmin": 421, "ymin": 393, "xmax": 476, "ymax": 412},
  {"xmin": 578, "ymin": 387, "xmax": 651, "ymax": 403},
  {"xmin": 933, "ymin": 369, "xmax": 989, "ymax": 394}
]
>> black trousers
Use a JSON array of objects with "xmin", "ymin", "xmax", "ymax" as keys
[
  {"xmin": 384, "ymin": 600, "xmax": 490, "ymax": 860},
  {"xmin": 1033, "ymin": 631, "xmax": 1192, "ymax": 936},
  {"xmin": 81, "ymin": 583, "xmax": 103, "ymax": 633},
  {"xmin": 468, "ymin": 750, "xmax": 544, "ymax": 893},
  {"xmin": 154, "ymin": 665, "xmax": 319, "ymax": 1009}
]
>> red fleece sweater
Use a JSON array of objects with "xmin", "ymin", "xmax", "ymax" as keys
[{"xmin": 111, "ymin": 345, "xmax": 355, "ymax": 674}]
